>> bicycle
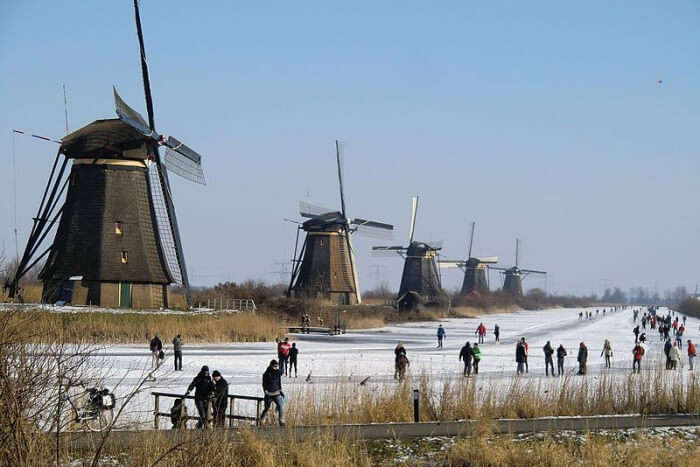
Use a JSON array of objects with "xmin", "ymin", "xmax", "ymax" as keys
[{"xmin": 63, "ymin": 381, "xmax": 116, "ymax": 432}]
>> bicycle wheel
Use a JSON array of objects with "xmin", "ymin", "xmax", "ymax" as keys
[{"xmin": 85, "ymin": 408, "xmax": 114, "ymax": 432}]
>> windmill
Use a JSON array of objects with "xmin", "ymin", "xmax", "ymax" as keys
[
  {"xmin": 490, "ymin": 239, "xmax": 545, "ymax": 296},
  {"xmin": 4, "ymin": 0, "xmax": 204, "ymax": 308},
  {"xmin": 287, "ymin": 141, "xmax": 393, "ymax": 305},
  {"xmin": 373, "ymin": 196, "xmax": 445, "ymax": 311},
  {"xmin": 439, "ymin": 222, "xmax": 498, "ymax": 295}
]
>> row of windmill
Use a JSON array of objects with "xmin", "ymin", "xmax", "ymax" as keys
[
  {"xmin": 4, "ymin": 1, "xmax": 545, "ymax": 311},
  {"xmin": 285, "ymin": 142, "xmax": 546, "ymax": 310}
]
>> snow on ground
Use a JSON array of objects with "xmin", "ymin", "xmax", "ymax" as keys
[{"xmin": 83, "ymin": 306, "xmax": 699, "ymax": 429}]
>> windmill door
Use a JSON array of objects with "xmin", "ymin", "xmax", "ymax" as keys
[{"xmin": 119, "ymin": 282, "xmax": 132, "ymax": 308}]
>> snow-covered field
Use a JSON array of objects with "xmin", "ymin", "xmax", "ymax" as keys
[{"xmin": 85, "ymin": 306, "xmax": 699, "ymax": 428}]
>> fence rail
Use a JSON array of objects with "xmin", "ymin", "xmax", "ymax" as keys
[
  {"xmin": 193, "ymin": 298, "xmax": 257, "ymax": 312},
  {"xmin": 152, "ymin": 391, "xmax": 264, "ymax": 429}
]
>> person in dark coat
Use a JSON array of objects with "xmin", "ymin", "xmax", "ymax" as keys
[
  {"xmin": 289, "ymin": 343, "xmax": 299, "ymax": 378},
  {"xmin": 459, "ymin": 342, "xmax": 473, "ymax": 377},
  {"xmin": 543, "ymin": 341, "xmax": 555, "ymax": 376},
  {"xmin": 556, "ymin": 344, "xmax": 567, "ymax": 376},
  {"xmin": 172, "ymin": 334, "xmax": 183, "ymax": 371},
  {"xmin": 515, "ymin": 339, "xmax": 527, "ymax": 375},
  {"xmin": 437, "ymin": 325, "xmax": 446, "ymax": 349},
  {"xmin": 394, "ymin": 343, "xmax": 407, "ymax": 379},
  {"xmin": 577, "ymin": 342, "xmax": 588, "ymax": 375},
  {"xmin": 212, "ymin": 370, "xmax": 229, "ymax": 427},
  {"xmin": 664, "ymin": 339, "xmax": 673, "ymax": 369},
  {"xmin": 150, "ymin": 335, "xmax": 163, "ymax": 369},
  {"xmin": 494, "ymin": 324, "xmax": 500, "ymax": 343},
  {"xmin": 186, "ymin": 365, "xmax": 214, "ymax": 428},
  {"xmin": 260, "ymin": 360, "xmax": 285, "ymax": 425}
]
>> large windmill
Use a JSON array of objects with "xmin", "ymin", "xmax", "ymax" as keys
[
  {"xmin": 287, "ymin": 141, "xmax": 393, "ymax": 305},
  {"xmin": 373, "ymin": 196, "xmax": 445, "ymax": 311},
  {"xmin": 440, "ymin": 222, "xmax": 498, "ymax": 295},
  {"xmin": 5, "ymin": 1, "xmax": 204, "ymax": 308},
  {"xmin": 491, "ymin": 239, "xmax": 546, "ymax": 296}
]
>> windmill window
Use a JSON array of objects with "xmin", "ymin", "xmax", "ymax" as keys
[
  {"xmin": 319, "ymin": 239, "xmax": 325, "ymax": 247},
  {"xmin": 114, "ymin": 222, "xmax": 123, "ymax": 236},
  {"xmin": 120, "ymin": 251, "xmax": 128, "ymax": 264}
]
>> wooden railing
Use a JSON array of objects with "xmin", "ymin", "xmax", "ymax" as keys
[{"xmin": 152, "ymin": 391, "xmax": 264, "ymax": 429}]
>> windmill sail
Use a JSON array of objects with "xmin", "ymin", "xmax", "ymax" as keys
[{"xmin": 148, "ymin": 164, "xmax": 184, "ymax": 285}]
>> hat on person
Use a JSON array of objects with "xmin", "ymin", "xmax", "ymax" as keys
[
  {"xmin": 201, "ymin": 365, "xmax": 209, "ymax": 372},
  {"xmin": 270, "ymin": 359, "xmax": 278, "ymax": 366},
  {"xmin": 212, "ymin": 370, "xmax": 221, "ymax": 377}
]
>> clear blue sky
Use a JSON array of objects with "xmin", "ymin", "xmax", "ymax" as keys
[{"xmin": 1, "ymin": 1, "xmax": 698, "ymax": 296}]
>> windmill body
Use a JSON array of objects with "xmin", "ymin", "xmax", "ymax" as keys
[
  {"xmin": 374, "ymin": 196, "xmax": 445, "ymax": 311},
  {"xmin": 288, "ymin": 142, "xmax": 392, "ymax": 305},
  {"xmin": 440, "ymin": 222, "xmax": 498, "ymax": 295},
  {"xmin": 491, "ymin": 239, "xmax": 546, "ymax": 297},
  {"xmin": 40, "ymin": 119, "xmax": 174, "ymax": 307}
]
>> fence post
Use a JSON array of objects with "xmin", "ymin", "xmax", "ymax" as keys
[
  {"xmin": 154, "ymin": 394, "xmax": 160, "ymax": 429},
  {"xmin": 229, "ymin": 396, "xmax": 235, "ymax": 428},
  {"xmin": 256, "ymin": 399, "xmax": 262, "ymax": 426},
  {"xmin": 413, "ymin": 389, "xmax": 420, "ymax": 423}
]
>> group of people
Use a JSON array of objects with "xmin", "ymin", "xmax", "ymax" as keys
[
  {"xmin": 276, "ymin": 337, "xmax": 299, "ymax": 377},
  {"xmin": 148, "ymin": 334, "xmax": 184, "ymax": 371}
]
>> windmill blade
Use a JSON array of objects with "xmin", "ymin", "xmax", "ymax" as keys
[
  {"xmin": 113, "ymin": 86, "xmax": 153, "ymax": 138},
  {"xmin": 425, "ymin": 240, "xmax": 443, "ymax": 250},
  {"xmin": 467, "ymin": 221, "xmax": 475, "ymax": 258},
  {"xmin": 351, "ymin": 218, "xmax": 393, "ymax": 230},
  {"xmin": 409, "ymin": 196, "xmax": 418, "ymax": 244},
  {"xmin": 163, "ymin": 136, "xmax": 202, "ymax": 164},
  {"xmin": 476, "ymin": 256, "xmax": 498, "ymax": 264},
  {"xmin": 162, "ymin": 147, "xmax": 206, "ymax": 185},
  {"xmin": 372, "ymin": 245, "xmax": 406, "ymax": 251},
  {"xmin": 488, "ymin": 266, "xmax": 509, "ymax": 272},
  {"xmin": 335, "ymin": 140, "xmax": 347, "ymax": 217},
  {"xmin": 372, "ymin": 246, "xmax": 406, "ymax": 257},
  {"xmin": 439, "ymin": 260, "xmax": 465, "ymax": 269},
  {"xmin": 353, "ymin": 224, "xmax": 393, "ymax": 239},
  {"xmin": 521, "ymin": 269, "xmax": 547, "ymax": 275},
  {"xmin": 299, "ymin": 201, "xmax": 335, "ymax": 218}
]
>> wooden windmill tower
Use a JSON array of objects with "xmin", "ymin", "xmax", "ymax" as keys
[
  {"xmin": 440, "ymin": 222, "xmax": 498, "ymax": 295},
  {"xmin": 373, "ymin": 196, "xmax": 444, "ymax": 311},
  {"xmin": 491, "ymin": 239, "xmax": 546, "ymax": 296},
  {"xmin": 5, "ymin": 1, "xmax": 205, "ymax": 308},
  {"xmin": 287, "ymin": 141, "xmax": 393, "ymax": 305}
]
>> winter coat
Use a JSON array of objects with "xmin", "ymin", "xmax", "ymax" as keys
[
  {"xmin": 557, "ymin": 346, "xmax": 567, "ymax": 360},
  {"xmin": 187, "ymin": 372, "xmax": 214, "ymax": 400},
  {"xmin": 601, "ymin": 342, "xmax": 613, "ymax": 357},
  {"xmin": 543, "ymin": 343, "xmax": 554, "ymax": 360},
  {"xmin": 459, "ymin": 345, "xmax": 473, "ymax": 363},
  {"xmin": 577, "ymin": 345, "xmax": 588, "ymax": 363},
  {"xmin": 472, "ymin": 346, "xmax": 482, "ymax": 361},
  {"xmin": 289, "ymin": 346, "xmax": 299, "ymax": 362},
  {"xmin": 670, "ymin": 346, "xmax": 681, "ymax": 362},
  {"xmin": 633, "ymin": 344, "xmax": 645, "ymax": 361},
  {"xmin": 278, "ymin": 342, "xmax": 291, "ymax": 358},
  {"xmin": 664, "ymin": 340, "xmax": 672, "ymax": 356},
  {"xmin": 214, "ymin": 377, "xmax": 229, "ymax": 410},
  {"xmin": 172, "ymin": 336, "xmax": 183, "ymax": 352},
  {"xmin": 262, "ymin": 366, "xmax": 282, "ymax": 396},
  {"xmin": 494, "ymin": 325, "xmax": 500, "ymax": 335},
  {"xmin": 395, "ymin": 345, "xmax": 407, "ymax": 360},
  {"xmin": 688, "ymin": 343, "xmax": 697, "ymax": 357},
  {"xmin": 515, "ymin": 343, "xmax": 527, "ymax": 363},
  {"xmin": 437, "ymin": 327, "xmax": 446, "ymax": 338},
  {"xmin": 150, "ymin": 337, "xmax": 162, "ymax": 352}
]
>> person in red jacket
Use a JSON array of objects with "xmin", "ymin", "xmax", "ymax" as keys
[
  {"xmin": 475, "ymin": 323, "xmax": 487, "ymax": 344},
  {"xmin": 632, "ymin": 342, "xmax": 645, "ymax": 374},
  {"xmin": 688, "ymin": 340, "xmax": 696, "ymax": 371},
  {"xmin": 277, "ymin": 338, "xmax": 291, "ymax": 376}
]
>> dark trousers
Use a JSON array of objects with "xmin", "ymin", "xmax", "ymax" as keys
[
  {"xmin": 633, "ymin": 359, "xmax": 641, "ymax": 373},
  {"xmin": 437, "ymin": 337, "xmax": 443, "ymax": 348},
  {"xmin": 260, "ymin": 395, "xmax": 284, "ymax": 425},
  {"xmin": 557, "ymin": 358, "xmax": 564, "ymax": 375},
  {"xmin": 578, "ymin": 361, "xmax": 587, "ymax": 375},
  {"xmin": 195, "ymin": 399, "xmax": 208, "ymax": 428},
  {"xmin": 289, "ymin": 358, "xmax": 298, "ymax": 377},
  {"xmin": 174, "ymin": 351, "xmax": 182, "ymax": 371},
  {"xmin": 279, "ymin": 357, "xmax": 288, "ymax": 376},
  {"xmin": 495, "ymin": 333, "xmax": 499, "ymax": 342},
  {"xmin": 604, "ymin": 355, "xmax": 611, "ymax": 368},
  {"xmin": 478, "ymin": 334, "xmax": 484, "ymax": 344},
  {"xmin": 213, "ymin": 402, "xmax": 227, "ymax": 427},
  {"xmin": 473, "ymin": 359, "xmax": 479, "ymax": 374},
  {"xmin": 545, "ymin": 358, "xmax": 554, "ymax": 376},
  {"xmin": 463, "ymin": 361, "xmax": 472, "ymax": 376}
]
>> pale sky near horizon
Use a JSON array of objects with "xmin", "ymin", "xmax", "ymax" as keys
[{"xmin": 1, "ymin": 1, "xmax": 699, "ymax": 296}]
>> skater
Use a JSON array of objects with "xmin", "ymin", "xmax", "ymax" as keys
[
  {"xmin": 277, "ymin": 337, "xmax": 291, "ymax": 376},
  {"xmin": 670, "ymin": 342, "xmax": 681, "ymax": 370},
  {"xmin": 186, "ymin": 365, "xmax": 214, "ymax": 428},
  {"xmin": 601, "ymin": 339, "xmax": 613, "ymax": 369},
  {"xmin": 260, "ymin": 360, "xmax": 285, "ymax": 426},
  {"xmin": 664, "ymin": 338, "xmax": 673, "ymax": 369},
  {"xmin": 578, "ymin": 311, "xmax": 583, "ymax": 320},
  {"xmin": 556, "ymin": 344, "xmax": 567, "ymax": 376},
  {"xmin": 172, "ymin": 334, "xmax": 183, "ymax": 371},
  {"xmin": 515, "ymin": 338, "xmax": 527, "ymax": 375},
  {"xmin": 437, "ymin": 324, "xmax": 446, "ymax": 349},
  {"xmin": 676, "ymin": 326, "xmax": 684, "ymax": 349},
  {"xmin": 639, "ymin": 333, "xmax": 647, "ymax": 344},
  {"xmin": 523, "ymin": 338, "xmax": 530, "ymax": 373},
  {"xmin": 543, "ymin": 341, "xmax": 555, "ymax": 376},
  {"xmin": 632, "ymin": 342, "xmax": 644, "ymax": 374},
  {"xmin": 212, "ymin": 370, "xmax": 229, "ymax": 427},
  {"xmin": 494, "ymin": 324, "xmax": 500, "ymax": 343},
  {"xmin": 289, "ymin": 342, "xmax": 299, "ymax": 377},
  {"xmin": 459, "ymin": 342, "xmax": 473, "ymax": 377},
  {"xmin": 577, "ymin": 342, "xmax": 588, "ymax": 375},
  {"xmin": 394, "ymin": 342, "xmax": 407, "ymax": 379},
  {"xmin": 475, "ymin": 323, "xmax": 486, "ymax": 344},
  {"xmin": 396, "ymin": 353, "xmax": 410, "ymax": 380},
  {"xmin": 150, "ymin": 335, "xmax": 163, "ymax": 369},
  {"xmin": 472, "ymin": 343, "xmax": 482, "ymax": 374},
  {"xmin": 633, "ymin": 326, "xmax": 640, "ymax": 343},
  {"xmin": 688, "ymin": 340, "xmax": 696, "ymax": 371}
]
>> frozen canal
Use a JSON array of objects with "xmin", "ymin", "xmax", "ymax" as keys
[{"xmin": 89, "ymin": 306, "xmax": 698, "ymax": 428}]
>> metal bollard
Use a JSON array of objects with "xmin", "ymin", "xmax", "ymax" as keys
[{"xmin": 413, "ymin": 389, "xmax": 420, "ymax": 422}]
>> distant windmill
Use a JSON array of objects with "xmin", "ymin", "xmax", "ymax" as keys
[
  {"xmin": 440, "ymin": 222, "xmax": 498, "ymax": 295},
  {"xmin": 491, "ymin": 239, "xmax": 545, "ymax": 296},
  {"xmin": 287, "ymin": 141, "xmax": 393, "ymax": 304},
  {"xmin": 373, "ymin": 196, "xmax": 445, "ymax": 311}
]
